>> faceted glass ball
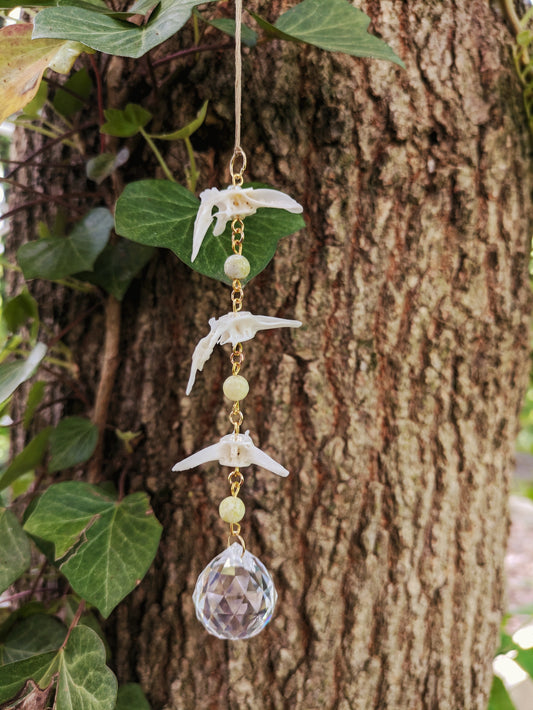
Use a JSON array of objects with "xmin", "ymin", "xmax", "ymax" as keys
[{"xmin": 193, "ymin": 543, "xmax": 278, "ymax": 640}]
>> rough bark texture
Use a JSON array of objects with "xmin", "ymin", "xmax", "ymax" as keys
[{"xmin": 6, "ymin": 0, "xmax": 532, "ymax": 708}]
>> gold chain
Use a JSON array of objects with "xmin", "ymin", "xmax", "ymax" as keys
[
  {"xmin": 228, "ymin": 468, "xmax": 244, "ymax": 497},
  {"xmin": 231, "ymin": 217, "xmax": 245, "ymax": 254}
]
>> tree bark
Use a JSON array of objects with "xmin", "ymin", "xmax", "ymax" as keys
[{"xmin": 7, "ymin": 0, "xmax": 532, "ymax": 708}]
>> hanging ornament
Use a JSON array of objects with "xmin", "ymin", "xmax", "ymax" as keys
[{"xmin": 172, "ymin": 0, "xmax": 303, "ymax": 640}]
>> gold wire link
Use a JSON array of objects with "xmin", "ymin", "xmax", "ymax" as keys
[
  {"xmin": 230, "ymin": 342, "xmax": 244, "ymax": 375},
  {"xmin": 231, "ymin": 279, "xmax": 244, "ymax": 312},
  {"xmin": 231, "ymin": 218, "xmax": 245, "ymax": 255},
  {"xmin": 229, "ymin": 402, "xmax": 244, "ymax": 432},
  {"xmin": 227, "ymin": 526, "xmax": 246, "ymax": 554},
  {"xmin": 228, "ymin": 468, "xmax": 244, "ymax": 497},
  {"xmin": 230, "ymin": 147, "xmax": 247, "ymax": 186}
]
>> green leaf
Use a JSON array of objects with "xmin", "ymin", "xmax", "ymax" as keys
[
  {"xmin": 0, "ymin": 508, "xmax": 31, "ymax": 594},
  {"xmin": 0, "ymin": 650, "xmax": 57, "ymax": 704},
  {"xmin": 2, "ymin": 290, "xmax": 38, "ymax": 336},
  {"xmin": 147, "ymin": 100, "xmax": 208, "ymax": 141},
  {"xmin": 24, "ymin": 482, "xmax": 162, "ymax": 617},
  {"xmin": 101, "ymin": 104, "xmax": 152, "ymax": 138},
  {"xmin": 53, "ymin": 67, "xmax": 92, "ymax": 118},
  {"xmin": 115, "ymin": 180, "xmax": 305, "ymax": 285},
  {"xmin": 252, "ymin": 0, "xmax": 404, "ymax": 67},
  {"xmin": 0, "ymin": 428, "xmax": 52, "ymax": 492},
  {"xmin": 49, "ymin": 417, "xmax": 98, "ymax": 472},
  {"xmin": 56, "ymin": 626, "xmax": 117, "ymax": 710},
  {"xmin": 515, "ymin": 647, "xmax": 533, "ymax": 677},
  {"xmin": 0, "ymin": 615, "xmax": 66, "ymax": 664},
  {"xmin": 0, "ymin": 343, "xmax": 47, "ymax": 405},
  {"xmin": 23, "ymin": 380, "xmax": 46, "ymax": 430},
  {"xmin": 0, "ymin": 626, "xmax": 117, "ymax": 709},
  {"xmin": 488, "ymin": 675, "xmax": 516, "ymax": 710},
  {"xmin": 86, "ymin": 148, "xmax": 129, "ymax": 184},
  {"xmin": 33, "ymin": 0, "xmax": 217, "ymax": 58},
  {"xmin": 62, "ymin": 597, "xmax": 110, "ymax": 660},
  {"xmin": 200, "ymin": 15, "xmax": 257, "ymax": 47},
  {"xmin": 78, "ymin": 240, "xmax": 155, "ymax": 301},
  {"xmin": 116, "ymin": 683, "xmax": 151, "ymax": 710},
  {"xmin": 22, "ymin": 80, "xmax": 48, "ymax": 118},
  {"xmin": 17, "ymin": 208, "xmax": 113, "ymax": 281}
]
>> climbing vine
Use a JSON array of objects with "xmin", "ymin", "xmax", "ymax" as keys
[{"xmin": 0, "ymin": 1, "xmax": 402, "ymax": 707}]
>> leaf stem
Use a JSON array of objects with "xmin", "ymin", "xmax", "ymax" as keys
[
  {"xmin": 88, "ymin": 296, "xmax": 121, "ymax": 484},
  {"xmin": 502, "ymin": 0, "xmax": 522, "ymax": 35},
  {"xmin": 61, "ymin": 599, "xmax": 86, "ymax": 650},
  {"xmin": 5, "ymin": 121, "xmax": 96, "ymax": 180},
  {"xmin": 139, "ymin": 127, "xmax": 176, "ymax": 181},
  {"xmin": 184, "ymin": 136, "xmax": 199, "ymax": 192},
  {"xmin": 152, "ymin": 41, "xmax": 232, "ymax": 68}
]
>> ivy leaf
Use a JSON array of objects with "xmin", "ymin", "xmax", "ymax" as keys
[
  {"xmin": 115, "ymin": 180, "xmax": 305, "ymax": 285},
  {"xmin": 53, "ymin": 66, "xmax": 92, "ymax": 118},
  {"xmin": 2, "ymin": 289, "xmax": 39, "ymax": 338},
  {"xmin": 0, "ymin": 615, "xmax": 66, "ymax": 664},
  {"xmin": 56, "ymin": 626, "xmax": 117, "ymax": 709},
  {"xmin": 147, "ymin": 100, "xmax": 208, "ymax": 141},
  {"xmin": 0, "ymin": 626, "xmax": 117, "ymax": 710},
  {"xmin": 23, "ymin": 380, "xmax": 47, "ymax": 430},
  {"xmin": 0, "ymin": 23, "xmax": 88, "ymax": 124},
  {"xmin": 17, "ymin": 208, "xmax": 114, "ymax": 281},
  {"xmin": 195, "ymin": 13, "xmax": 257, "ymax": 47},
  {"xmin": 49, "ymin": 417, "xmax": 98, "ymax": 472},
  {"xmin": 24, "ymin": 482, "xmax": 162, "ymax": 617},
  {"xmin": 78, "ymin": 240, "xmax": 155, "ymax": 301},
  {"xmin": 0, "ymin": 650, "xmax": 57, "ymax": 704},
  {"xmin": 487, "ymin": 675, "xmax": 516, "ymax": 710},
  {"xmin": 0, "ymin": 343, "xmax": 47, "ymax": 406},
  {"xmin": 116, "ymin": 683, "xmax": 151, "ymax": 710},
  {"xmin": 252, "ymin": 0, "xmax": 404, "ymax": 67},
  {"xmin": 86, "ymin": 148, "xmax": 129, "ymax": 184},
  {"xmin": 0, "ymin": 428, "xmax": 52, "ymax": 492},
  {"xmin": 101, "ymin": 104, "xmax": 152, "ymax": 138},
  {"xmin": 0, "ymin": 508, "xmax": 31, "ymax": 594},
  {"xmin": 33, "ymin": 0, "xmax": 217, "ymax": 58}
]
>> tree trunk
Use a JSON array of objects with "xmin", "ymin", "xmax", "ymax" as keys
[{"xmin": 7, "ymin": 0, "xmax": 532, "ymax": 708}]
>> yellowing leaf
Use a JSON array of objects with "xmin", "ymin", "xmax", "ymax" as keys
[{"xmin": 0, "ymin": 24, "xmax": 87, "ymax": 123}]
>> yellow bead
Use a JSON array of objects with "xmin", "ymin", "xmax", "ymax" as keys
[
  {"xmin": 223, "ymin": 374, "xmax": 249, "ymax": 401},
  {"xmin": 224, "ymin": 254, "xmax": 251, "ymax": 280},
  {"xmin": 219, "ymin": 496, "xmax": 245, "ymax": 523}
]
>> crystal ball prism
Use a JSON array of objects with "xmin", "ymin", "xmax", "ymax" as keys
[{"xmin": 192, "ymin": 542, "xmax": 277, "ymax": 640}]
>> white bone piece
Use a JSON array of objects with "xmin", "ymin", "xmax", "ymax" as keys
[
  {"xmin": 186, "ymin": 311, "xmax": 302, "ymax": 395},
  {"xmin": 192, "ymin": 185, "xmax": 303, "ymax": 261},
  {"xmin": 172, "ymin": 430, "xmax": 289, "ymax": 477}
]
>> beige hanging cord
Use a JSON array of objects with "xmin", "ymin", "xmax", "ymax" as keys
[{"xmin": 230, "ymin": 0, "xmax": 247, "ymax": 184}]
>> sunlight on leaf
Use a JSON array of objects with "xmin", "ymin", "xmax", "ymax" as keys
[
  {"xmin": 0, "ymin": 23, "xmax": 87, "ymax": 124},
  {"xmin": 0, "ymin": 343, "xmax": 47, "ymax": 406},
  {"xmin": 33, "ymin": 0, "xmax": 217, "ymax": 58}
]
